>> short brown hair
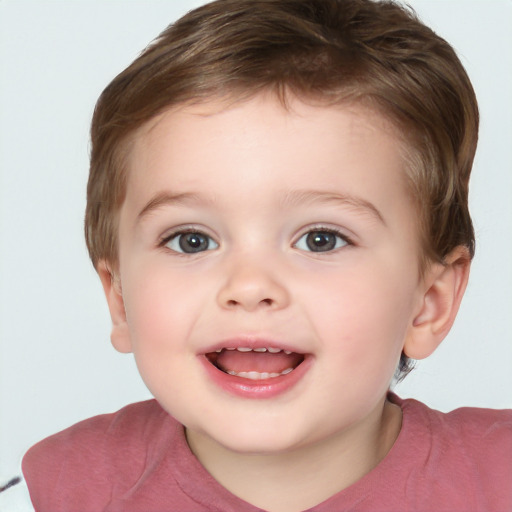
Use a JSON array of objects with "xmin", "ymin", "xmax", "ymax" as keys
[{"xmin": 85, "ymin": 0, "xmax": 479, "ymax": 378}]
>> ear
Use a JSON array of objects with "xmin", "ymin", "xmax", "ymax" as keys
[
  {"xmin": 97, "ymin": 260, "xmax": 133, "ymax": 354},
  {"xmin": 403, "ymin": 246, "xmax": 471, "ymax": 360}
]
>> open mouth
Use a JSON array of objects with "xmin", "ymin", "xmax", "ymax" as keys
[{"xmin": 205, "ymin": 346, "xmax": 305, "ymax": 380}]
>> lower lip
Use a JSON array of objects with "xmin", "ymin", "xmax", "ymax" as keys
[{"xmin": 199, "ymin": 355, "xmax": 312, "ymax": 399}]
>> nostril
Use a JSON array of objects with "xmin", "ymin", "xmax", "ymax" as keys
[{"xmin": 225, "ymin": 297, "xmax": 273, "ymax": 309}]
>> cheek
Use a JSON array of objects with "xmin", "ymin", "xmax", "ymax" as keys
[
  {"xmin": 122, "ymin": 262, "xmax": 204, "ymax": 351},
  {"xmin": 120, "ymin": 267, "xmax": 205, "ymax": 403},
  {"xmin": 306, "ymin": 263, "xmax": 415, "ymax": 362}
]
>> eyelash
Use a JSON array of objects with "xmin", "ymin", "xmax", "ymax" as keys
[{"xmin": 159, "ymin": 228, "xmax": 200, "ymax": 244}]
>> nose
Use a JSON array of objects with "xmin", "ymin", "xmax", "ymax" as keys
[{"xmin": 216, "ymin": 257, "xmax": 290, "ymax": 312}]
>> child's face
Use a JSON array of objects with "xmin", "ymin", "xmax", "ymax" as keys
[{"xmin": 111, "ymin": 94, "xmax": 426, "ymax": 454}]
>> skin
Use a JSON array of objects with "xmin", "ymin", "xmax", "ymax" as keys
[{"xmin": 99, "ymin": 94, "xmax": 470, "ymax": 511}]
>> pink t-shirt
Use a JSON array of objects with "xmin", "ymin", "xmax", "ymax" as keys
[{"xmin": 23, "ymin": 394, "xmax": 512, "ymax": 511}]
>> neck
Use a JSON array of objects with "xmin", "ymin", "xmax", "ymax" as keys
[{"xmin": 186, "ymin": 397, "xmax": 402, "ymax": 512}]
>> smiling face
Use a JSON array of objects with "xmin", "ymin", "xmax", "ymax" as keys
[{"xmin": 104, "ymin": 94, "xmax": 430, "ymax": 455}]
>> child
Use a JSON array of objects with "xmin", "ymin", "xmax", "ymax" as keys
[{"xmin": 3, "ymin": 0, "xmax": 511, "ymax": 510}]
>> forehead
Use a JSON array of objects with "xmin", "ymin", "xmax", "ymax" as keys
[
  {"xmin": 127, "ymin": 94, "xmax": 408, "ymax": 183},
  {"xmin": 121, "ymin": 94, "xmax": 415, "ymax": 230}
]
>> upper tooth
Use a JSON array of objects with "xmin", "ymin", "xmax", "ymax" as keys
[{"xmin": 219, "ymin": 347, "xmax": 291, "ymax": 353}]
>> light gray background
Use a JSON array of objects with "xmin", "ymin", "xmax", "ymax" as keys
[{"xmin": 1, "ymin": 0, "xmax": 511, "ymax": 480}]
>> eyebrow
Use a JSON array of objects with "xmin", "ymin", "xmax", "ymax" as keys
[
  {"xmin": 136, "ymin": 189, "xmax": 385, "ymax": 224},
  {"xmin": 281, "ymin": 189, "xmax": 385, "ymax": 224},
  {"xmin": 137, "ymin": 191, "xmax": 209, "ymax": 221}
]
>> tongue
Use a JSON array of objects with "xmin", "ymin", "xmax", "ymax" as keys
[{"xmin": 215, "ymin": 350, "xmax": 302, "ymax": 374}]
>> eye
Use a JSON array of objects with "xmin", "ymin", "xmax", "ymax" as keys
[
  {"xmin": 295, "ymin": 229, "xmax": 348, "ymax": 253},
  {"xmin": 164, "ymin": 231, "xmax": 219, "ymax": 254}
]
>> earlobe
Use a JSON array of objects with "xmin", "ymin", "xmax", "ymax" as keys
[
  {"xmin": 97, "ymin": 260, "xmax": 133, "ymax": 354},
  {"xmin": 404, "ymin": 247, "xmax": 471, "ymax": 360}
]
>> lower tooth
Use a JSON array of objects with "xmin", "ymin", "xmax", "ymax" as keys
[
  {"xmin": 236, "ymin": 371, "xmax": 259, "ymax": 380},
  {"xmin": 228, "ymin": 368, "xmax": 294, "ymax": 379}
]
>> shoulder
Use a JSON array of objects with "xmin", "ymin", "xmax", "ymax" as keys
[
  {"xmin": 24, "ymin": 399, "xmax": 170, "ymax": 470},
  {"xmin": 400, "ymin": 395, "xmax": 512, "ymax": 450},
  {"xmin": 445, "ymin": 404, "xmax": 512, "ymax": 442},
  {"xmin": 22, "ymin": 400, "xmax": 177, "ymax": 511},
  {"xmin": 430, "ymin": 401, "xmax": 512, "ymax": 471},
  {"xmin": 393, "ymin": 394, "xmax": 512, "ymax": 510}
]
